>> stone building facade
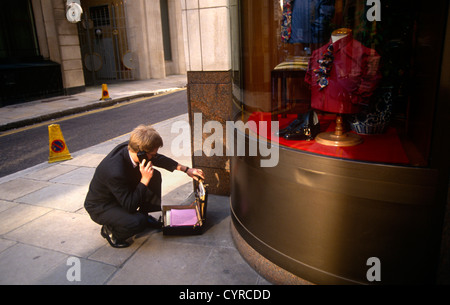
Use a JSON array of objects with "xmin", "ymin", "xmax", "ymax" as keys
[{"xmin": 2, "ymin": 0, "xmax": 186, "ymax": 104}]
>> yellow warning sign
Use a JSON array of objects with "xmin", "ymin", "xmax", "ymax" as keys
[
  {"xmin": 48, "ymin": 124, "xmax": 72, "ymax": 163},
  {"xmin": 100, "ymin": 84, "xmax": 111, "ymax": 100}
]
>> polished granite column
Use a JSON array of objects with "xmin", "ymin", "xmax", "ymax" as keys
[{"xmin": 187, "ymin": 71, "xmax": 232, "ymax": 196}]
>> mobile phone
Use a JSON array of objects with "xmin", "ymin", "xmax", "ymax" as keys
[{"xmin": 137, "ymin": 151, "xmax": 149, "ymax": 166}]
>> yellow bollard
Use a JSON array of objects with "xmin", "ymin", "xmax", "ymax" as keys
[
  {"xmin": 100, "ymin": 84, "xmax": 111, "ymax": 100},
  {"xmin": 48, "ymin": 124, "xmax": 72, "ymax": 163}
]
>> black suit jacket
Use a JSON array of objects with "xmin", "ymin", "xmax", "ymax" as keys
[{"xmin": 84, "ymin": 142, "xmax": 178, "ymax": 217}]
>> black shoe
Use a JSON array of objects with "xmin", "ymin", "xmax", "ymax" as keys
[
  {"xmin": 283, "ymin": 110, "xmax": 320, "ymax": 141},
  {"xmin": 101, "ymin": 225, "xmax": 130, "ymax": 248},
  {"xmin": 276, "ymin": 113, "xmax": 306, "ymax": 137},
  {"xmin": 147, "ymin": 215, "xmax": 163, "ymax": 229}
]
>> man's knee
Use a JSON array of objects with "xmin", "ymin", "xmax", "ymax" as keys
[
  {"xmin": 128, "ymin": 213, "xmax": 148, "ymax": 231},
  {"xmin": 113, "ymin": 212, "xmax": 148, "ymax": 240}
]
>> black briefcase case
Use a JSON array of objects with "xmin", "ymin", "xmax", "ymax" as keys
[{"xmin": 162, "ymin": 180, "xmax": 208, "ymax": 235}]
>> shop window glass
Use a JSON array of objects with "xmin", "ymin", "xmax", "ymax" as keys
[{"xmin": 232, "ymin": 0, "xmax": 447, "ymax": 167}]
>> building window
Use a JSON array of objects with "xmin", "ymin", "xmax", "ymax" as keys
[{"xmin": 89, "ymin": 5, "xmax": 110, "ymax": 27}]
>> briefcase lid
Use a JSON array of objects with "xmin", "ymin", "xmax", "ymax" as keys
[{"xmin": 195, "ymin": 179, "xmax": 207, "ymax": 220}]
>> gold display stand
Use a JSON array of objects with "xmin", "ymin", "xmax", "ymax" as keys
[
  {"xmin": 315, "ymin": 28, "xmax": 361, "ymax": 147},
  {"xmin": 315, "ymin": 115, "xmax": 363, "ymax": 147}
]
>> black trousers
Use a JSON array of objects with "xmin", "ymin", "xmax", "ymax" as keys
[{"xmin": 94, "ymin": 169, "xmax": 162, "ymax": 241}]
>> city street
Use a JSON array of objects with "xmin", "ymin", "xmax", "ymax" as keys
[
  {"xmin": 0, "ymin": 90, "xmax": 188, "ymax": 178},
  {"xmin": 0, "ymin": 77, "xmax": 271, "ymax": 286}
]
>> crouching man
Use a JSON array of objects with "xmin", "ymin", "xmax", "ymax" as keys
[{"xmin": 84, "ymin": 124, "xmax": 204, "ymax": 248}]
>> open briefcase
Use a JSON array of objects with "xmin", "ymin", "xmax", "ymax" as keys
[{"xmin": 162, "ymin": 180, "xmax": 208, "ymax": 235}]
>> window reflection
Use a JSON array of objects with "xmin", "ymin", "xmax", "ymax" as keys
[{"xmin": 235, "ymin": 0, "xmax": 444, "ymax": 167}]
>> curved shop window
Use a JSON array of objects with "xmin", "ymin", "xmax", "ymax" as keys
[
  {"xmin": 230, "ymin": 0, "xmax": 450, "ymax": 285},
  {"xmin": 233, "ymin": 0, "xmax": 448, "ymax": 167}
]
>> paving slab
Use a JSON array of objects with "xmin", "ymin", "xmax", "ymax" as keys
[
  {"xmin": 193, "ymin": 246, "xmax": 261, "ymax": 285},
  {"xmin": 63, "ymin": 153, "xmax": 107, "ymax": 168},
  {"xmin": 0, "ymin": 204, "xmax": 51, "ymax": 235},
  {"xmin": 0, "ymin": 243, "xmax": 68, "ymax": 285},
  {"xmin": 88, "ymin": 229, "xmax": 158, "ymax": 268},
  {"xmin": 4, "ymin": 209, "xmax": 105, "ymax": 258},
  {"xmin": 107, "ymin": 237, "xmax": 214, "ymax": 285},
  {"xmin": 15, "ymin": 183, "xmax": 88, "ymax": 212},
  {"xmin": 24, "ymin": 164, "xmax": 79, "ymax": 181},
  {"xmin": 0, "ymin": 238, "xmax": 16, "ymax": 253},
  {"xmin": 38, "ymin": 256, "xmax": 117, "ymax": 285},
  {"xmin": 0, "ymin": 200, "xmax": 18, "ymax": 213},
  {"xmin": 48, "ymin": 167, "xmax": 95, "ymax": 186},
  {"xmin": 0, "ymin": 178, "xmax": 51, "ymax": 201}
]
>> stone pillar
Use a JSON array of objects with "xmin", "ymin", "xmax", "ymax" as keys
[
  {"xmin": 166, "ymin": 0, "xmax": 187, "ymax": 75},
  {"xmin": 126, "ymin": 0, "xmax": 166, "ymax": 79},
  {"xmin": 188, "ymin": 71, "xmax": 232, "ymax": 195},
  {"xmin": 181, "ymin": 0, "xmax": 232, "ymax": 195},
  {"xmin": 36, "ymin": 0, "xmax": 85, "ymax": 94}
]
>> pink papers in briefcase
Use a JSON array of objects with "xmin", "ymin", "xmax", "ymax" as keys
[{"xmin": 170, "ymin": 209, "xmax": 198, "ymax": 227}]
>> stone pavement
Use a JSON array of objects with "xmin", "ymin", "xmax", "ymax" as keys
[{"xmin": 0, "ymin": 76, "xmax": 271, "ymax": 285}]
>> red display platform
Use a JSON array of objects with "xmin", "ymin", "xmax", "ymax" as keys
[{"xmin": 248, "ymin": 112, "xmax": 410, "ymax": 165}]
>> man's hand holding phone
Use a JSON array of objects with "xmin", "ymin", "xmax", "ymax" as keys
[{"xmin": 139, "ymin": 159, "xmax": 154, "ymax": 186}]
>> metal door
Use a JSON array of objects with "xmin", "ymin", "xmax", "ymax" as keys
[{"xmin": 78, "ymin": 1, "xmax": 134, "ymax": 85}]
